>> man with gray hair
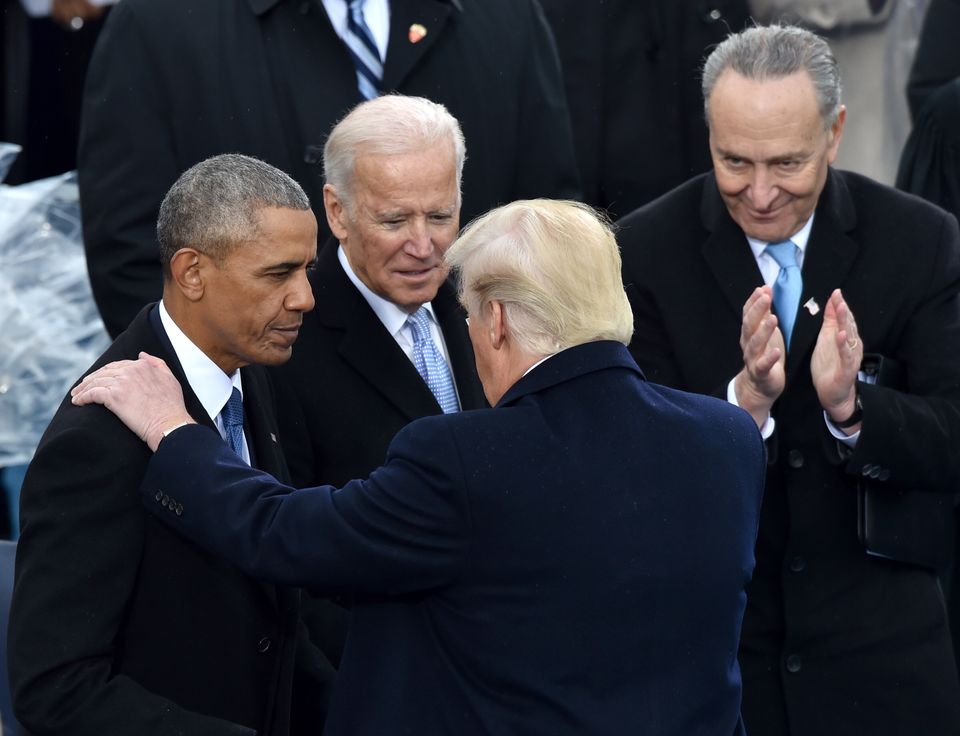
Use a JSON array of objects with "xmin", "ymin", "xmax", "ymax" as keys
[
  {"xmin": 269, "ymin": 95, "xmax": 486, "ymax": 665},
  {"xmin": 618, "ymin": 23, "xmax": 960, "ymax": 735},
  {"xmin": 73, "ymin": 198, "xmax": 766, "ymax": 735},
  {"xmin": 8, "ymin": 154, "xmax": 333, "ymax": 735}
]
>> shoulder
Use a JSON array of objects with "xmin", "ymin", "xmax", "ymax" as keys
[
  {"xmin": 837, "ymin": 169, "xmax": 953, "ymax": 224},
  {"xmin": 617, "ymin": 174, "xmax": 709, "ymax": 231},
  {"xmin": 616, "ymin": 174, "xmax": 712, "ymax": 264}
]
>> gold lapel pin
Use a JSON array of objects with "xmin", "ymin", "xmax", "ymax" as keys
[
  {"xmin": 803, "ymin": 297, "xmax": 820, "ymax": 316},
  {"xmin": 409, "ymin": 23, "xmax": 427, "ymax": 43}
]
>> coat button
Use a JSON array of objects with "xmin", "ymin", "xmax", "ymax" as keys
[
  {"xmin": 785, "ymin": 654, "xmax": 802, "ymax": 673},
  {"xmin": 155, "ymin": 491, "xmax": 163, "ymax": 502},
  {"xmin": 175, "ymin": 503, "xmax": 184, "ymax": 516},
  {"xmin": 787, "ymin": 449, "xmax": 804, "ymax": 468},
  {"xmin": 878, "ymin": 469, "xmax": 891, "ymax": 481},
  {"xmin": 862, "ymin": 464, "xmax": 875, "ymax": 476},
  {"xmin": 257, "ymin": 637, "xmax": 271, "ymax": 653},
  {"xmin": 789, "ymin": 556, "xmax": 806, "ymax": 573},
  {"xmin": 161, "ymin": 494, "xmax": 170, "ymax": 508}
]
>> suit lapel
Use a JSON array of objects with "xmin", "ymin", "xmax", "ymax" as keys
[
  {"xmin": 699, "ymin": 175, "xmax": 765, "ymax": 321},
  {"xmin": 785, "ymin": 170, "xmax": 859, "ymax": 375},
  {"xmin": 240, "ymin": 367, "xmax": 288, "ymax": 482},
  {"xmin": 314, "ymin": 243, "xmax": 444, "ymax": 421},
  {"xmin": 254, "ymin": 0, "xmax": 361, "ymax": 201},
  {"xmin": 433, "ymin": 280, "xmax": 487, "ymax": 410},
  {"xmin": 382, "ymin": 0, "xmax": 459, "ymax": 91},
  {"xmin": 146, "ymin": 306, "xmax": 219, "ymax": 437}
]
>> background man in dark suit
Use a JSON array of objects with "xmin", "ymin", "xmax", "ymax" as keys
[
  {"xmin": 274, "ymin": 94, "xmax": 487, "ymax": 665},
  {"xmin": 619, "ymin": 24, "xmax": 960, "ymax": 735},
  {"xmin": 78, "ymin": 0, "xmax": 580, "ymax": 338},
  {"xmin": 538, "ymin": 0, "xmax": 752, "ymax": 218},
  {"xmin": 74, "ymin": 198, "xmax": 767, "ymax": 736},
  {"xmin": 9, "ymin": 154, "xmax": 333, "ymax": 735}
]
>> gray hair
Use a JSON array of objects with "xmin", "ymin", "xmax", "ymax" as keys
[
  {"xmin": 445, "ymin": 199, "xmax": 633, "ymax": 357},
  {"xmin": 157, "ymin": 153, "xmax": 310, "ymax": 275},
  {"xmin": 702, "ymin": 24, "xmax": 842, "ymax": 128},
  {"xmin": 323, "ymin": 95, "xmax": 466, "ymax": 214}
]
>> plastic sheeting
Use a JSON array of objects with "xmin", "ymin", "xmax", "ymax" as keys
[{"xmin": 0, "ymin": 143, "xmax": 110, "ymax": 466}]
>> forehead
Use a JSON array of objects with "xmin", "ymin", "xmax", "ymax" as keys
[
  {"xmin": 225, "ymin": 206, "xmax": 317, "ymax": 265},
  {"xmin": 352, "ymin": 143, "xmax": 459, "ymax": 210},
  {"xmin": 708, "ymin": 70, "xmax": 824, "ymax": 153}
]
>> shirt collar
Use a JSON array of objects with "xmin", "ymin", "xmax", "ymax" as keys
[
  {"xmin": 746, "ymin": 213, "xmax": 815, "ymax": 261},
  {"xmin": 337, "ymin": 245, "xmax": 439, "ymax": 336},
  {"xmin": 159, "ymin": 301, "xmax": 243, "ymax": 422}
]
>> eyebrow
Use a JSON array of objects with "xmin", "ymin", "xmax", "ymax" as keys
[
  {"xmin": 718, "ymin": 148, "xmax": 812, "ymax": 164},
  {"xmin": 259, "ymin": 259, "xmax": 313, "ymax": 274}
]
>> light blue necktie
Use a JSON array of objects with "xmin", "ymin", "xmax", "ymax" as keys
[
  {"xmin": 345, "ymin": 0, "xmax": 382, "ymax": 100},
  {"xmin": 407, "ymin": 307, "xmax": 460, "ymax": 414},
  {"xmin": 765, "ymin": 240, "xmax": 803, "ymax": 349},
  {"xmin": 220, "ymin": 387, "xmax": 246, "ymax": 458}
]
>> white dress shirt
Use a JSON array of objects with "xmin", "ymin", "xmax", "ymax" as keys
[
  {"xmin": 158, "ymin": 302, "xmax": 250, "ymax": 464},
  {"xmin": 337, "ymin": 246, "xmax": 461, "ymax": 399}
]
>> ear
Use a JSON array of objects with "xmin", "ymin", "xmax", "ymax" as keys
[
  {"xmin": 826, "ymin": 105, "xmax": 846, "ymax": 164},
  {"xmin": 168, "ymin": 248, "xmax": 206, "ymax": 302},
  {"xmin": 488, "ymin": 300, "xmax": 507, "ymax": 350},
  {"xmin": 323, "ymin": 183, "xmax": 350, "ymax": 242}
]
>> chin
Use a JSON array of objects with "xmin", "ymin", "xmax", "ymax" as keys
[{"xmin": 256, "ymin": 347, "xmax": 294, "ymax": 367}]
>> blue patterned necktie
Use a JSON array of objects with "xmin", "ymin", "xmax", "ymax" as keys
[
  {"xmin": 407, "ymin": 307, "xmax": 460, "ymax": 414},
  {"xmin": 220, "ymin": 387, "xmax": 246, "ymax": 458},
  {"xmin": 345, "ymin": 0, "xmax": 382, "ymax": 100},
  {"xmin": 765, "ymin": 240, "xmax": 803, "ymax": 349}
]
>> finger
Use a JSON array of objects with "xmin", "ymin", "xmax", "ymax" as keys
[
  {"xmin": 71, "ymin": 384, "xmax": 112, "ymax": 407},
  {"xmin": 750, "ymin": 313, "xmax": 779, "ymax": 351},
  {"xmin": 754, "ymin": 344, "xmax": 783, "ymax": 375},
  {"xmin": 743, "ymin": 292, "xmax": 774, "ymax": 336},
  {"xmin": 742, "ymin": 286, "xmax": 767, "ymax": 315}
]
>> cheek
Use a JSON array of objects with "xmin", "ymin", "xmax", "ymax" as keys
[{"xmin": 715, "ymin": 172, "xmax": 748, "ymax": 199}]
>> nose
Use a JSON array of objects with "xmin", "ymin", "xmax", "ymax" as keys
[
  {"xmin": 286, "ymin": 269, "xmax": 315, "ymax": 313},
  {"xmin": 748, "ymin": 167, "xmax": 779, "ymax": 210},
  {"xmin": 404, "ymin": 219, "xmax": 434, "ymax": 259}
]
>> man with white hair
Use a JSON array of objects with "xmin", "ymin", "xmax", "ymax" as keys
[
  {"xmin": 270, "ymin": 94, "xmax": 487, "ymax": 665},
  {"xmin": 618, "ymin": 23, "xmax": 960, "ymax": 735},
  {"xmin": 73, "ymin": 198, "xmax": 767, "ymax": 736}
]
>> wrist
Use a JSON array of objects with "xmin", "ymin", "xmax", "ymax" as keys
[
  {"xmin": 734, "ymin": 371, "xmax": 774, "ymax": 428},
  {"xmin": 151, "ymin": 416, "xmax": 194, "ymax": 452},
  {"xmin": 829, "ymin": 390, "xmax": 862, "ymax": 429}
]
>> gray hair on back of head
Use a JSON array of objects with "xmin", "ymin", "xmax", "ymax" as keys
[
  {"xmin": 323, "ymin": 95, "xmax": 466, "ymax": 214},
  {"xmin": 157, "ymin": 153, "xmax": 310, "ymax": 277},
  {"xmin": 702, "ymin": 24, "xmax": 842, "ymax": 129},
  {"xmin": 445, "ymin": 199, "xmax": 634, "ymax": 357}
]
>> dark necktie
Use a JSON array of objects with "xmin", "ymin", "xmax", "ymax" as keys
[
  {"xmin": 220, "ymin": 387, "xmax": 245, "ymax": 458},
  {"xmin": 345, "ymin": 0, "xmax": 382, "ymax": 100}
]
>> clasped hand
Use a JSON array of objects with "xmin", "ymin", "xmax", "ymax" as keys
[{"xmin": 735, "ymin": 287, "xmax": 863, "ymax": 433}]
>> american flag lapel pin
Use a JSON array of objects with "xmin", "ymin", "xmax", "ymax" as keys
[{"xmin": 409, "ymin": 23, "xmax": 427, "ymax": 43}]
